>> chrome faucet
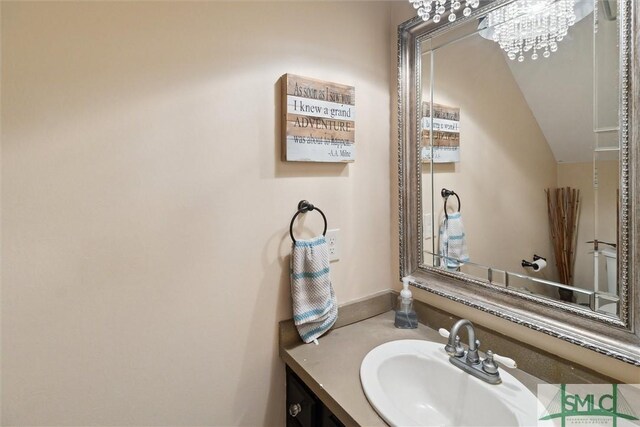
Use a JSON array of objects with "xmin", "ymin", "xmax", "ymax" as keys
[
  {"xmin": 439, "ymin": 319, "xmax": 517, "ymax": 385},
  {"xmin": 445, "ymin": 319, "xmax": 479, "ymax": 364}
]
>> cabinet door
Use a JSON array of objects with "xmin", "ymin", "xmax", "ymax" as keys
[
  {"xmin": 321, "ymin": 409, "xmax": 346, "ymax": 427},
  {"xmin": 286, "ymin": 367, "xmax": 319, "ymax": 427}
]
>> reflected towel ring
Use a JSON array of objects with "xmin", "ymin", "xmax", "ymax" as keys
[
  {"xmin": 289, "ymin": 200, "xmax": 328, "ymax": 243},
  {"xmin": 441, "ymin": 188, "xmax": 461, "ymax": 220}
]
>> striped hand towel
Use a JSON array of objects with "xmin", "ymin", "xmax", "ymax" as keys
[
  {"xmin": 439, "ymin": 212, "xmax": 469, "ymax": 270},
  {"xmin": 290, "ymin": 235, "xmax": 337, "ymax": 344}
]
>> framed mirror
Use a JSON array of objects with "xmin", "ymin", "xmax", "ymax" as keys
[{"xmin": 398, "ymin": 0, "xmax": 639, "ymax": 364}]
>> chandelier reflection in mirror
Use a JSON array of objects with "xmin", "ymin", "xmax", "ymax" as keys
[
  {"xmin": 487, "ymin": 0, "xmax": 577, "ymax": 62},
  {"xmin": 409, "ymin": 0, "xmax": 480, "ymax": 24},
  {"xmin": 407, "ymin": 0, "xmax": 592, "ymax": 63}
]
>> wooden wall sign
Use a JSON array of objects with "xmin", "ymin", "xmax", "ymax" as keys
[
  {"xmin": 281, "ymin": 74, "xmax": 355, "ymax": 163},
  {"xmin": 421, "ymin": 102, "xmax": 460, "ymax": 163}
]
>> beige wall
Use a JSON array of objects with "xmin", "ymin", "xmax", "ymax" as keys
[
  {"xmin": 421, "ymin": 28, "xmax": 559, "ymax": 292},
  {"xmin": 1, "ymin": 2, "xmax": 394, "ymax": 425},
  {"xmin": 2, "ymin": 3, "xmax": 638, "ymax": 426},
  {"xmin": 558, "ymin": 160, "xmax": 619, "ymax": 294}
]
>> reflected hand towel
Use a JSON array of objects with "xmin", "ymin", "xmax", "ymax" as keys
[{"xmin": 439, "ymin": 212, "xmax": 469, "ymax": 270}]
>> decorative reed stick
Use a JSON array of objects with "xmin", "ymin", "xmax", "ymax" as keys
[{"xmin": 546, "ymin": 187, "xmax": 581, "ymax": 288}]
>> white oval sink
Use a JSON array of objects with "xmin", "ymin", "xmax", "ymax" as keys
[{"xmin": 360, "ymin": 340, "xmax": 539, "ymax": 427}]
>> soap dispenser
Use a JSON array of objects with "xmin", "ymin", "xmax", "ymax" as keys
[{"xmin": 395, "ymin": 277, "xmax": 418, "ymax": 329}]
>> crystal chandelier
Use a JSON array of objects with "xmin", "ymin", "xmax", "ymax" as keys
[
  {"xmin": 487, "ymin": 0, "xmax": 577, "ymax": 62},
  {"xmin": 409, "ymin": 0, "xmax": 481, "ymax": 24}
]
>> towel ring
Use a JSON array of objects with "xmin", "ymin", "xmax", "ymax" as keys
[
  {"xmin": 441, "ymin": 188, "xmax": 461, "ymax": 220},
  {"xmin": 289, "ymin": 200, "xmax": 328, "ymax": 243}
]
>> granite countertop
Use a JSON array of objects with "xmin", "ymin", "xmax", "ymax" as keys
[{"xmin": 280, "ymin": 310, "xmax": 546, "ymax": 427}]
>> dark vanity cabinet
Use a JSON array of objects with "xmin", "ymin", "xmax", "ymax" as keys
[{"xmin": 286, "ymin": 367, "xmax": 345, "ymax": 427}]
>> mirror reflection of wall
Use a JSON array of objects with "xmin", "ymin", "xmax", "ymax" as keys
[{"xmin": 420, "ymin": 0, "xmax": 620, "ymax": 314}]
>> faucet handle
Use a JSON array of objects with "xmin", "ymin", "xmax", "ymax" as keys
[
  {"xmin": 483, "ymin": 349, "xmax": 517, "ymax": 369},
  {"xmin": 481, "ymin": 350, "xmax": 499, "ymax": 374},
  {"xmin": 482, "ymin": 350, "xmax": 517, "ymax": 375},
  {"xmin": 440, "ymin": 328, "xmax": 464, "ymax": 357},
  {"xmin": 453, "ymin": 336, "xmax": 465, "ymax": 356},
  {"xmin": 493, "ymin": 353, "xmax": 517, "ymax": 369}
]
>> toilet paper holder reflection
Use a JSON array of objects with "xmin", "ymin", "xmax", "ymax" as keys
[{"xmin": 522, "ymin": 255, "xmax": 547, "ymax": 271}]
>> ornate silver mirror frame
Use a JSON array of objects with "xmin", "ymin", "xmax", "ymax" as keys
[{"xmin": 398, "ymin": 0, "xmax": 640, "ymax": 364}]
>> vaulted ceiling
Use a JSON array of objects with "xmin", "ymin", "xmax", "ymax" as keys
[{"xmin": 495, "ymin": 1, "xmax": 618, "ymax": 164}]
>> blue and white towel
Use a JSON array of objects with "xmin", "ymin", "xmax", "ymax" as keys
[
  {"xmin": 439, "ymin": 212, "xmax": 469, "ymax": 270},
  {"xmin": 290, "ymin": 235, "xmax": 337, "ymax": 344}
]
